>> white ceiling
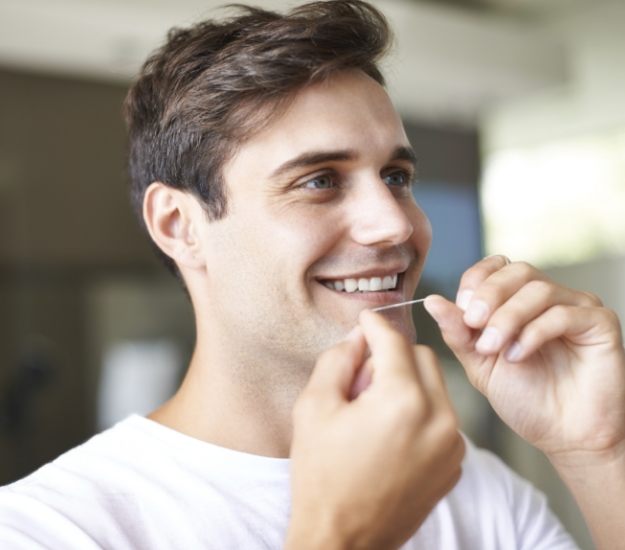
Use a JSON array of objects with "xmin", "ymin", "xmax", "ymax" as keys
[{"xmin": 0, "ymin": 0, "xmax": 598, "ymax": 125}]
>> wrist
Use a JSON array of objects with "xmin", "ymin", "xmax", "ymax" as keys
[
  {"xmin": 546, "ymin": 441, "xmax": 625, "ymax": 550},
  {"xmin": 285, "ymin": 510, "xmax": 350, "ymax": 550},
  {"xmin": 547, "ymin": 439, "xmax": 625, "ymax": 475},
  {"xmin": 284, "ymin": 525, "xmax": 346, "ymax": 550}
]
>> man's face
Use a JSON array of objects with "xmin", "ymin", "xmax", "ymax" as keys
[{"xmin": 195, "ymin": 70, "xmax": 431, "ymax": 367}]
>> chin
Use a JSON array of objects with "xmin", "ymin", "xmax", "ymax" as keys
[{"xmin": 384, "ymin": 314, "xmax": 417, "ymax": 344}]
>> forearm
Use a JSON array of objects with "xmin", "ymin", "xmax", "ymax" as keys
[
  {"xmin": 284, "ymin": 521, "xmax": 346, "ymax": 550},
  {"xmin": 550, "ymin": 444, "xmax": 625, "ymax": 550}
]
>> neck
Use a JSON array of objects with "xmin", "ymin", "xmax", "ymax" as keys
[{"xmin": 149, "ymin": 342, "xmax": 310, "ymax": 458}]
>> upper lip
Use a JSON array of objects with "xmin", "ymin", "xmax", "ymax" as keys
[{"xmin": 316, "ymin": 264, "xmax": 410, "ymax": 281}]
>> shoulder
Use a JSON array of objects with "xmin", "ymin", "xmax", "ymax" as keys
[
  {"xmin": 424, "ymin": 436, "xmax": 579, "ymax": 549},
  {"xmin": 0, "ymin": 416, "xmax": 151, "ymax": 547}
]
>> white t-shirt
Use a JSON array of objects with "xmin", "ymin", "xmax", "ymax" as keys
[{"xmin": 0, "ymin": 416, "xmax": 578, "ymax": 549}]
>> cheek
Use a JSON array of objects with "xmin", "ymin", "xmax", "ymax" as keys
[
  {"xmin": 272, "ymin": 206, "xmax": 343, "ymax": 255},
  {"xmin": 409, "ymin": 206, "xmax": 433, "ymax": 256}
]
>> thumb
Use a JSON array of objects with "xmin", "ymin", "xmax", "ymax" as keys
[
  {"xmin": 425, "ymin": 295, "xmax": 499, "ymax": 396},
  {"xmin": 424, "ymin": 294, "xmax": 477, "ymax": 357},
  {"xmin": 305, "ymin": 327, "xmax": 367, "ymax": 405}
]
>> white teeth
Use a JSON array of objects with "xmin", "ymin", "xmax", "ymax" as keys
[
  {"xmin": 382, "ymin": 275, "xmax": 394, "ymax": 290},
  {"xmin": 344, "ymin": 279, "xmax": 358, "ymax": 293},
  {"xmin": 323, "ymin": 273, "xmax": 400, "ymax": 293},
  {"xmin": 369, "ymin": 277, "xmax": 382, "ymax": 291}
]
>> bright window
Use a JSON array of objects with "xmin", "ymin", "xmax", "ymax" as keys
[{"xmin": 482, "ymin": 130, "xmax": 625, "ymax": 267}]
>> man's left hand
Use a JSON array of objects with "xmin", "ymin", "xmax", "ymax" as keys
[{"xmin": 424, "ymin": 254, "xmax": 625, "ymax": 463}]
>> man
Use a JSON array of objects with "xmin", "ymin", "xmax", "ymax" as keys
[{"xmin": 1, "ymin": 1, "xmax": 624, "ymax": 548}]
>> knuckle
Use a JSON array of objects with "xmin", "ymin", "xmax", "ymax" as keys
[
  {"xmin": 604, "ymin": 307, "xmax": 620, "ymax": 325},
  {"xmin": 549, "ymin": 304, "xmax": 569, "ymax": 323},
  {"xmin": 525, "ymin": 279, "xmax": 555, "ymax": 299},
  {"xmin": 471, "ymin": 281, "xmax": 503, "ymax": 308},
  {"xmin": 580, "ymin": 290, "xmax": 603, "ymax": 307},
  {"xmin": 394, "ymin": 389, "xmax": 429, "ymax": 423},
  {"xmin": 493, "ymin": 254, "xmax": 511, "ymax": 266},
  {"xmin": 436, "ymin": 409, "xmax": 460, "ymax": 440},
  {"xmin": 514, "ymin": 261, "xmax": 537, "ymax": 280},
  {"xmin": 602, "ymin": 308, "xmax": 623, "ymax": 340},
  {"xmin": 484, "ymin": 254, "xmax": 510, "ymax": 267},
  {"xmin": 460, "ymin": 263, "xmax": 491, "ymax": 290}
]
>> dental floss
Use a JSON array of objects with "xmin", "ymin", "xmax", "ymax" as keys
[{"xmin": 371, "ymin": 298, "xmax": 427, "ymax": 313}]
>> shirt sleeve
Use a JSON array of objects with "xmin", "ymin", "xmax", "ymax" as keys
[
  {"xmin": 0, "ymin": 489, "xmax": 102, "ymax": 550},
  {"xmin": 472, "ymin": 445, "xmax": 581, "ymax": 550}
]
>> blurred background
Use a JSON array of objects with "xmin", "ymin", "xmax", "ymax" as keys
[{"xmin": 1, "ymin": 0, "xmax": 624, "ymax": 547}]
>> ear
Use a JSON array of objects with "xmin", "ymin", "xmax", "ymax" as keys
[{"xmin": 142, "ymin": 182, "xmax": 205, "ymax": 270}]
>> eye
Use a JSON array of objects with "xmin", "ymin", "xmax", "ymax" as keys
[
  {"xmin": 301, "ymin": 174, "xmax": 336, "ymax": 190},
  {"xmin": 383, "ymin": 170, "xmax": 412, "ymax": 188}
]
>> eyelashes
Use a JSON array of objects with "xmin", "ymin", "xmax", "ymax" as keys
[
  {"xmin": 300, "ymin": 173, "xmax": 337, "ymax": 190},
  {"xmin": 296, "ymin": 169, "xmax": 415, "ymax": 193},
  {"xmin": 382, "ymin": 169, "xmax": 415, "ymax": 188}
]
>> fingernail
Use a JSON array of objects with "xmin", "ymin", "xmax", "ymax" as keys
[
  {"xmin": 505, "ymin": 341, "xmax": 523, "ymax": 362},
  {"xmin": 423, "ymin": 297, "xmax": 440, "ymax": 320},
  {"xmin": 465, "ymin": 300, "xmax": 490, "ymax": 326},
  {"xmin": 423, "ymin": 298, "xmax": 453, "ymax": 333},
  {"xmin": 476, "ymin": 327, "xmax": 501, "ymax": 354},
  {"xmin": 456, "ymin": 289, "xmax": 473, "ymax": 311}
]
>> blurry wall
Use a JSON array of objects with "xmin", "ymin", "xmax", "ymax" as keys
[{"xmin": 0, "ymin": 67, "xmax": 174, "ymax": 483}]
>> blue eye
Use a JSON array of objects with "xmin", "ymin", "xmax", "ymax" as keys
[
  {"xmin": 383, "ymin": 170, "xmax": 411, "ymax": 187},
  {"xmin": 303, "ymin": 174, "xmax": 335, "ymax": 190}
]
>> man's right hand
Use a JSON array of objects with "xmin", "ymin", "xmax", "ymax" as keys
[{"xmin": 286, "ymin": 310, "xmax": 464, "ymax": 550}]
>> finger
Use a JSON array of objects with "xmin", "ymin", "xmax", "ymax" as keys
[
  {"xmin": 412, "ymin": 345, "xmax": 449, "ymax": 403},
  {"xmin": 305, "ymin": 327, "xmax": 367, "ymax": 405},
  {"xmin": 436, "ymin": 436, "xmax": 465, "ymax": 493},
  {"xmin": 460, "ymin": 261, "xmax": 547, "ymax": 329},
  {"xmin": 424, "ymin": 295, "xmax": 493, "ymax": 391},
  {"xmin": 348, "ymin": 357, "xmax": 374, "ymax": 400},
  {"xmin": 504, "ymin": 305, "xmax": 623, "ymax": 363},
  {"xmin": 474, "ymin": 280, "xmax": 605, "ymax": 356},
  {"xmin": 424, "ymin": 295, "xmax": 477, "ymax": 354},
  {"xmin": 358, "ymin": 309, "xmax": 421, "ymax": 385},
  {"xmin": 456, "ymin": 255, "xmax": 512, "ymax": 310},
  {"xmin": 419, "ymin": 434, "xmax": 465, "ymax": 503}
]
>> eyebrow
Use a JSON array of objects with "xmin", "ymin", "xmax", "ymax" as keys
[
  {"xmin": 392, "ymin": 146, "xmax": 418, "ymax": 169},
  {"xmin": 269, "ymin": 145, "xmax": 417, "ymax": 179}
]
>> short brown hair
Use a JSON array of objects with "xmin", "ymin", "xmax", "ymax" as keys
[{"xmin": 124, "ymin": 0, "xmax": 392, "ymax": 276}]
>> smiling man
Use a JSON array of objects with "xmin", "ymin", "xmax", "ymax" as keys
[
  {"xmin": 2, "ymin": 1, "xmax": 625, "ymax": 549},
  {"xmin": 144, "ymin": 67, "xmax": 431, "ymax": 456}
]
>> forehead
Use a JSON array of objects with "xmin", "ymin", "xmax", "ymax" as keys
[{"xmin": 223, "ymin": 70, "xmax": 409, "ymax": 181}]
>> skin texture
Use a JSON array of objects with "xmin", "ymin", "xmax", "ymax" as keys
[
  {"xmin": 424, "ymin": 255, "xmax": 625, "ymax": 550},
  {"xmin": 145, "ymin": 70, "xmax": 431, "ymax": 457},
  {"xmin": 286, "ymin": 311, "xmax": 464, "ymax": 550},
  {"xmin": 142, "ymin": 70, "xmax": 625, "ymax": 549}
]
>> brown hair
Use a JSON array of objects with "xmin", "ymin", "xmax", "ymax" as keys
[{"xmin": 124, "ymin": 0, "xmax": 392, "ymax": 277}]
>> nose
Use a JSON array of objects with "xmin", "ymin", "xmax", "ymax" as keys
[{"xmin": 347, "ymin": 179, "xmax": 415, "ymax": 247}]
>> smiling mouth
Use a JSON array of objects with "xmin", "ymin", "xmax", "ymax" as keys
[{"xmin": 318, "ymin": 272, "xmax": 403, "ymax": 293}]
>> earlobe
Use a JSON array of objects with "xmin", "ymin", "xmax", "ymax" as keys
[{"xmin": 143, "ymin": 182, "xmax": 205, "ymax": 270}]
